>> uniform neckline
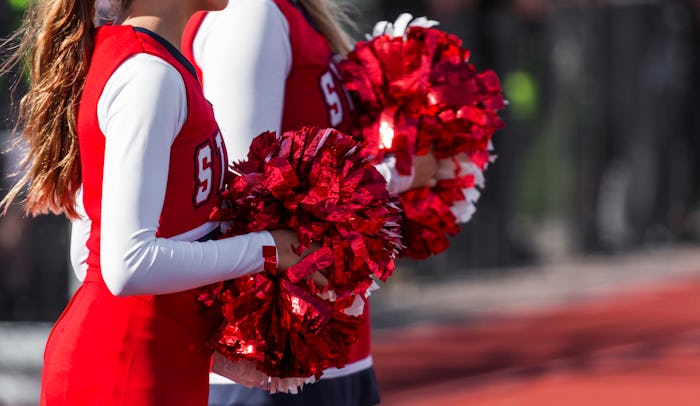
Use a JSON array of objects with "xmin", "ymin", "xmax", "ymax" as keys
[{"xmin": 133, "ymin": 26, "xmax": 199, "ymax": 83}]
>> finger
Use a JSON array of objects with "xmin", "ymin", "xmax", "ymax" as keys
[
  {"xmin": 299, "ymin": 242, "xmax": 322, "ymax": 259},
  {"xmin": 393, "ymin": 13, "xmax": 414, "ymax": 37},
  {"xmin": 219, "ymin": 220, "xmax": 233, "ymax": 234},
  {"xmin": 310, "ymin": 272, "xmax": 329, "ymax": 287}
]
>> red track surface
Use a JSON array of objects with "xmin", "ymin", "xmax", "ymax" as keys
[{"xmin": 373, "ymin": 278, "xmax": 700, "ymax": 405}]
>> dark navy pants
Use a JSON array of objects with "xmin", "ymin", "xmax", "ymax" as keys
[{"xmin": 208, "ymin": 367, "xmax": 380, "ymax": 406}]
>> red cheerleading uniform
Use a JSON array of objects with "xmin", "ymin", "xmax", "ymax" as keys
[
  {"xmin": 40, "ymin": 25, "xmax": 227, "ymax": 405},
  {"xmin": 182, "ymin": 0, "xmax": 372, "ymax": 372}
]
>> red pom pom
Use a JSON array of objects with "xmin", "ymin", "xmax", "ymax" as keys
[
  {"xmin": 202, "ymin": 127, "xmax": 402, "ymax": 383},
  {"xmin": 338, "ymin": 26, "xmax": 506, "ymax": 259}
]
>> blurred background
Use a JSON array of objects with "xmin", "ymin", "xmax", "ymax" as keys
[{"xmin": 2, "ymin": 0, "xmax": 700, "ymax": 404}]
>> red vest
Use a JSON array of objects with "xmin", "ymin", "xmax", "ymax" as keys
[
  {"xmin": 78, "ymin": 25, "xmax": 227, "ymax": 276},
  {"xmin": 271, "ymin": 0, "xmax": 355, "ymax": 133}
]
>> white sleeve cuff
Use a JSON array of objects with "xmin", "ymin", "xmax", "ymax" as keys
[{"xmin": 374, "ymin": 156, "xmax": 414, "ymax": 195}]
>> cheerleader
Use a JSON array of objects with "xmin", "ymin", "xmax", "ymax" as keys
[
  {"xmin": 182, "ymin": 2, "xmax": 437, "ymax": 405},
  {"xmin": 1, "ymin": 0, "xmax": 317, "ymax": 403}
]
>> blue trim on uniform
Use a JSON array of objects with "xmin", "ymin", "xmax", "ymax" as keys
[
  {"xmin": 133, "ymin": 27, "xmax": 200, "ymax": 83},
  {"xmin": 209, "ymin": 367, "xmax": 380, "ymax": 406}
]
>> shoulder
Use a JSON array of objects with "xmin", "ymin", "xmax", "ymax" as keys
[
  {"xmin": 99, "ymin": 54, "xmax": 187, "ymax": 130},
  {"xmin": 202, "ymin": 0, "xmax": 288, "ymax": 32},
  {"xmin": 227, "ymin": 0, "xmax": 285, "ymax": 15},
  {"xmin": 109, "ymin": 54, "xmax": 185, "ymax": 95},
  {"xmin": 93, "ymin": 26, "xmax": 187, "ymax": 94},
  {"xmin": 194, "ymin": 0, "xmax": 291, "ymax": 64}
]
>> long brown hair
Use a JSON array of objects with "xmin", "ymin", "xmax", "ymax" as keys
[
  {"xmin": 0, "ymin": 0, "xmax": 99, "ymax": 219},
  {"xmin": 297, "ymin": 0, "xmax": 355, "ymax": 56}
]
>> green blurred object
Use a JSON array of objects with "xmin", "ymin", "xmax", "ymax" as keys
[
  {"xmin": 8, "ymin": 0, "xmax": 29, "ymax": 11},
  {"xmin": 502, "ymin": 70, "xmax": 538, "ymax": 120}
]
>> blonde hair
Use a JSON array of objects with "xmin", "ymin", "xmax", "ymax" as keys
[
  {"xmin": 0, "ymin": 0, "xmax": 104, "ymax": 218},
  {"xmin": 297, "ymin": 0, "xmax": 355, "ymax": 55}
]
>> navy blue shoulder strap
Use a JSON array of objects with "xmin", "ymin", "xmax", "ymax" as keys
[{"xmin": 133, "ymin": 27, "xmax": 199, "ymax": 83}]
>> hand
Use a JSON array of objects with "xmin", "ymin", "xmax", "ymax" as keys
[
  {"xmin": 410, "ymin": 153, "xmax": 438, "ymax": 189},
  {"xmin": 269, "ymin": 229, "xmax": 328, "ymax": 287},
  {"xmin": 307, "ymin": 269, "xmax": 328, "ymax": 288},
  {"xmin": 368, "ymin": 13, "xmax": 440, "ymax": 40}
]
